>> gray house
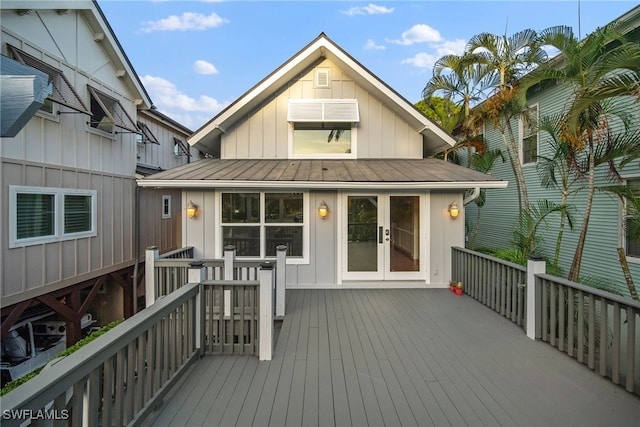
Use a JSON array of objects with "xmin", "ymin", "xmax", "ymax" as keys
[
  {"xmin": 139, "ymin": 33, "xmax": 506, "ymax": 288},
  {"xmin": 464, "ymin": 5, "xmax": 640, "ymax": 296}
]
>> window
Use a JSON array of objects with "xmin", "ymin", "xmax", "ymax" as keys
[
  {"xmin": 162, "ymin": 195, "xmax": 172, "ymax": 219},
  {"xmin": 8, "ymin": 44, "xmax": 91, "ymax": 115},
  {"xmin": 288, "ymin": 99, "xmax": 359, "ymax": 159},
  {"xmin": 10, "ymin": 186, "xmax": 97, "ymax": 247},
  {"xmin": 521, "ymin": 105, "xmax": 538, "ymax": 165},
  {"xmin": 173, "ymin": 138, "xmax": 191, "ymax": 157},
  {"xmin": 88, "ymin": 86, "xmax": 138, "ymax": 134},
  {"xmin": 293, "ymin": 122, "xmax": 352, "ymax": 155},
  {"xmin": 220, "ymin": 192, "xmax": 306, "ymax": 259},
  {"xmin": 625, "ymin": 179, "xmax": 640, "ymax": 258},
  {"xmin": 137, "ymin": 121, "xmax": 160, "ymax": 144}
]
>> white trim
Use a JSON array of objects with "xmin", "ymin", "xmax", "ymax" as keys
[
  {"xmin": 9, "ymin": 186, "xmax": 97, "ymax": 248},
  {"xmin": 138, "ymin": 179, "xmax": 508, "ymax": 190}
]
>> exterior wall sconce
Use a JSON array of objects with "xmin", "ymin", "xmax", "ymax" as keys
[
  {"xmin": 186, "ymin": 200, "xmax": 198, "ymax": 219},
  {"xmin": 318, "ymin": 201, "xmax": 328, "ymax": 219},
  {"xmin": 448, "ymin": 202, "xmax": 459, "ymax": 219}
]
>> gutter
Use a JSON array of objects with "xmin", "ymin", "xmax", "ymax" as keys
[{"xmin": 463, "ymin": 187, "xmax": 481, "ymax": 205}]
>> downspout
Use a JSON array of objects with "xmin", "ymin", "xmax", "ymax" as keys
[
  {"xmin": 463, "ymin": 187, "xmax": 481, "ymax": 205},
  {"xmin": 132, "ymin": 183, "xmax": 140, "ymax": 314}
]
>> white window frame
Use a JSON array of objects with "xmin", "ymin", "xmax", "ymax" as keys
[
  {"xmin": 215, "ymin": 191, "xmax": 309, "ymax": 264},
  {"xmin": 162, "ymin": 195, "xmax": 172, "ymax": 219},
  {"xmin": 622, "ymin": 176, "xmax": 640, "ymax": 263},
  {"xmin": 10, "ymin": 186, "xmax": 97, "ymax": 248},
  {"xmin": 520, "ymin": 104, "xmax": 539, "ymax": 165},
  {"xmin": 288, "ymin": 123, "xmax": 358, "ymax": 159}
]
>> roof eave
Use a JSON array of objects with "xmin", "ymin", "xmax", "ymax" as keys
[{"xmin": 137, "ymin": 179, "xmax": 508, "ymax": 190}]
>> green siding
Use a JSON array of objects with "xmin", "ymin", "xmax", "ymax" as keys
[{"xmin": 465, "ymin": 80, "xmax": 640, "ymax": 297}]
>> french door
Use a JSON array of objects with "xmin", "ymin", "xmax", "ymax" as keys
[{"xmin": 342, "ymin": 193, "xmax": 425, "ymax": 281}]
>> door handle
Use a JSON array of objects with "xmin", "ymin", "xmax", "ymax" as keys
[{"xmin": 379, "ymin": 226, "xmax": 383, "ymax": 244}]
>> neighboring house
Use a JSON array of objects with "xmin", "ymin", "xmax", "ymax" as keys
[
  {"xmin": 464, "ymin": 6, "xmax": 640, "ymax": 296},
  {"xmin": 0, "ymin": 1, "xmax": 191, "ymax": 348},
  {"xmin": 138, "ymin": 33, "xmax": 506, "ymax": 288}
]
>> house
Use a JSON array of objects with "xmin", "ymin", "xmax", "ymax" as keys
[
  {"xmin": 138, "ymin": 33, "xmax": 507, "ymax": 288},
  {"xmin": 0, "ymin": 0, "xmax": 192, "ymax": 352},
  {"xmin": 464, "ymin": 5, "xmax": 640, "ymax": 296}
]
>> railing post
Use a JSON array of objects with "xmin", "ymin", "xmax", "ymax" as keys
[
  {"xmin": 188, "ymin": 261, "xmax": 206, "ymax": 355},
  {"xmin": 223, "ymin": 245, "xmax": 235, "ymax": 318},
  {"xmin": 259, "ymin": 262, "xmax": 275, "ymax": 361},
  {"xmin": 276, "ymin": 245, "xmax": 287, "ymax": 318},
  {"xmin": 526, "ymin": 254, "xmax": 546, "ymax": 340},
  {"xmin": 145, "ymin": 246, "xmax": 159, "ymax": 307}
]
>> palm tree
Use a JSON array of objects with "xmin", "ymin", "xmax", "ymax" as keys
[
  {"xmin": 519, "ymin": 23, "xmax": 640, "ymax": 281},
  {"xmin": 466, "ymin": 27, "xmax": 570, "ymax": 221},
  {"xmin": 422, "ymin": 52, "xmax": 493, "ymax": 164}
]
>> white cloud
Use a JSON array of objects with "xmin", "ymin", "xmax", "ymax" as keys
[
  {"xmin": 193, "ymin": 60, "xmax": 219, "ymax": 75},
  {"xmin": 388, "ymin": 24, "xmax": 441, "ymax": 45},
  {"xmin": 433, "ymin": 39, "xmax": 466, "ymax": 57},
  {"xmin": 141, "ymin": 75, "xmax": 228, "ymax": 128},
  {"xmin": 342, "ymin": 4, "xmax": 394, "ymax": 16},
  {"xmin": 140, "ymin": 12, "xmax": 228, "ymax": 33},
  {"xmin": 401, "ymin": 52, "xmax": 439, "ymax": 69},
  {"xmin": 364, "ymin": 39, "xmax": 386, "ymax": 50}
]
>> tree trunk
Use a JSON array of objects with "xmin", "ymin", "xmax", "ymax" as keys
[
  {"xmin": 568, "ymin": 142, "xmax": 595, "ymax": 282},
  {"xmin": 617, "ymin": 247, "xmax": 639, "ymax": 300},
  {"xmin": 553, "ymin": 193, "xmax": 568, "ymax": 271}
]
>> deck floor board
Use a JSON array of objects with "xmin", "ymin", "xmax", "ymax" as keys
[{"xmin": 144, "ymin": 289, "xmax": 640, "ymax": 426}]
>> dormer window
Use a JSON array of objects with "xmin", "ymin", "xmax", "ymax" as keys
[{"xmin": 288, "ymin": 99, "xmax": 359, "ymax": 159}]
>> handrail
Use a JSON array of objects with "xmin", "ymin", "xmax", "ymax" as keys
[
  {"xmin": 159, "ymin": 246, "xmax": 194, "ymax": 259},
  {"xmin": 538, "ymin": 273, "xmax": 640, "ymax": 309},
  {"xmin": 1, "ymin": 282, "xmax": 200, "ymax": 426}
]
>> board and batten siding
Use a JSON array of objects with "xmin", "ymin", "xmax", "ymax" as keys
[
  {"xmin": 136, "ymin": 112, "xmax": 194, "ymax": 172},
  {"xmin": 464, "ymin": 81, "xmax": 640, "ymax": 296},
  {"xmin": 220, "ymin": 59, "xmax": 422, "ymax": 160},
  {"xmin": 1, "ymin": 8, "xmax": 144, "ymax": 305},
  {"xmin": 1, "ymin": 160, "xmax": 136, "ymax": 304},
  {"xmin": 138, "ymin": 188, "xmax": 183, "ymax": 258}
]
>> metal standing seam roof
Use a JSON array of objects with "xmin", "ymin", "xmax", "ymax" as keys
[{"xmin": 137, "ymin": 158, "xmax": 507, "ymax": 189}]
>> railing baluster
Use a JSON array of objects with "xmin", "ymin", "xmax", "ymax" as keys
[
  {"xmin": 577, "ymin": 291, "xmax": 585, "ymax": 364},
  {"xmin": 599, "ymin": 298, "xmax": 608, "ymax": 377},
  {"xmin": 588, "ymin": 294, "xmax": 596, "ymax": 369},
  {"xmin": 626, "ymin": 307, "xmax": 635, "ymax": 392},
  {"xmin": 612, "ymin": 302, "xmax": 621, "ymax": 384},
  {"xmin": 558, "ymin": 285, "xmax": 565, "ymax": 352},
  {"xmin": 567, "ymin": 287, "xmax": 575, "ymax": 358}
]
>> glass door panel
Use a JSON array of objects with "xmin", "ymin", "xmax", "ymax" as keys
[
  {"xmin": 389, "ymin": 196, "xmax": 420, "ymax": 273},
  {"xmin": 347, "ymin": 196, "xmax": 379, "ymax": 272}
]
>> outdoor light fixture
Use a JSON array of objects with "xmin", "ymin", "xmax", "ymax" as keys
[
  {"xmin": 186, "ymin": 200, "xmax": 198, "ymax": 219},
  {"xmin": 448, "ymin": 202, "xmax": 459, "ymax": 219},
  {"xmin": 318, "ymin": 201, "xmax": 328, "ymax": 219}
]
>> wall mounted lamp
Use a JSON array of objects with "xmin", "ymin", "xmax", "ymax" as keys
[
  {"xmin": 448, "ymin": 202, "xmax": 459, "ymax": 219},
  {"xmin": 186, "ymin": 200, "xmax": 198, "ymax": 219},
  {"xmin": 318, "ymin": 201, "xmax": 328, "ymax": 219}
]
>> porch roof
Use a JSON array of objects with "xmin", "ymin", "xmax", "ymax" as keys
[{"xmin": 137, "ymin": 158, "xmax": 507, "ymax": 190}]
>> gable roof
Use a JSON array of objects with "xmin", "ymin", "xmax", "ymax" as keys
[
  {"xmin": 138, "ymin": 158, "xmax": 507, "ymax": 190},
  {"xmin": 188, "ymin": 33, "xmax": 456, "ymax": 154},
  {"xmin": 1, "ymin": 1, "xmax": 153, "ymax": 109}
]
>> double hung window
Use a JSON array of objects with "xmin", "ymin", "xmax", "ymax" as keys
[
  {"xmin": 10, "ymin": 186, "xmax": 97, "ymax": 247},
  {"xmin": 221, "ymin": 192, "xmax": 305, "ymax": 259},
  {"xmin": 625, "ymin": 179, "xmax": 640, "ymax": 258},
  {"xmin": 521, "ymin": 105, "xmax": 539, "ymax": 165}
]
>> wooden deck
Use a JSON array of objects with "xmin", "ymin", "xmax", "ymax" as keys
[{"xmin": 144, "ymin": 289, "xmax": 640, "ymax": 426}]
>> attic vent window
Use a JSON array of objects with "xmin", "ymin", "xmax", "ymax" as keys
[
  {"xmin": 173, "ymin": 138, "xmax": 191, "ymax": 157},
  {"xmin": 8, "ymin": 44, "xmax": 90, "ymax": 115},
  {"xmin": 287, "ymin": 99, "xmax": 359, "ymax": 122},
  {"xmin": 315, "ymin": 69, "xmax": 329, "ymax": 87}
]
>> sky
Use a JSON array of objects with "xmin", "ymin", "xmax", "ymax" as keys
[{"xmin": 98, "ymin": 0, "xmax": 638, "ymax": 131}]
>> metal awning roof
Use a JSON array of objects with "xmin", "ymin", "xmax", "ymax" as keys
[{"xmin": 138, "ymin": 158, "xmax": 508, "ymax": 190}]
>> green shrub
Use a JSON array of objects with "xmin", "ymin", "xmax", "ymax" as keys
[{"xmin": 1, "ymin": 320, "xmax": 122, "ymax": 396}]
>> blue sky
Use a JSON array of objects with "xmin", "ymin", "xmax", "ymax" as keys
[{"xmin": 99, "ymin": 0, "xmax": 637, "ymax": 130}]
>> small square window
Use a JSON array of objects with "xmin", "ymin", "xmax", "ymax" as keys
[{"xmin": 162, "ymin": 195, "xmax": 171, "ymax": 219}]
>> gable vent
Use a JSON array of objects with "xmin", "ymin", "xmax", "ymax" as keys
[
  {"xmin": 315, "ymin": 69, "xmax": 329, "ymax": 87},
  {"xmin": 288, "ymin": 99, "xmax": 359, "ymax": 122}
]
